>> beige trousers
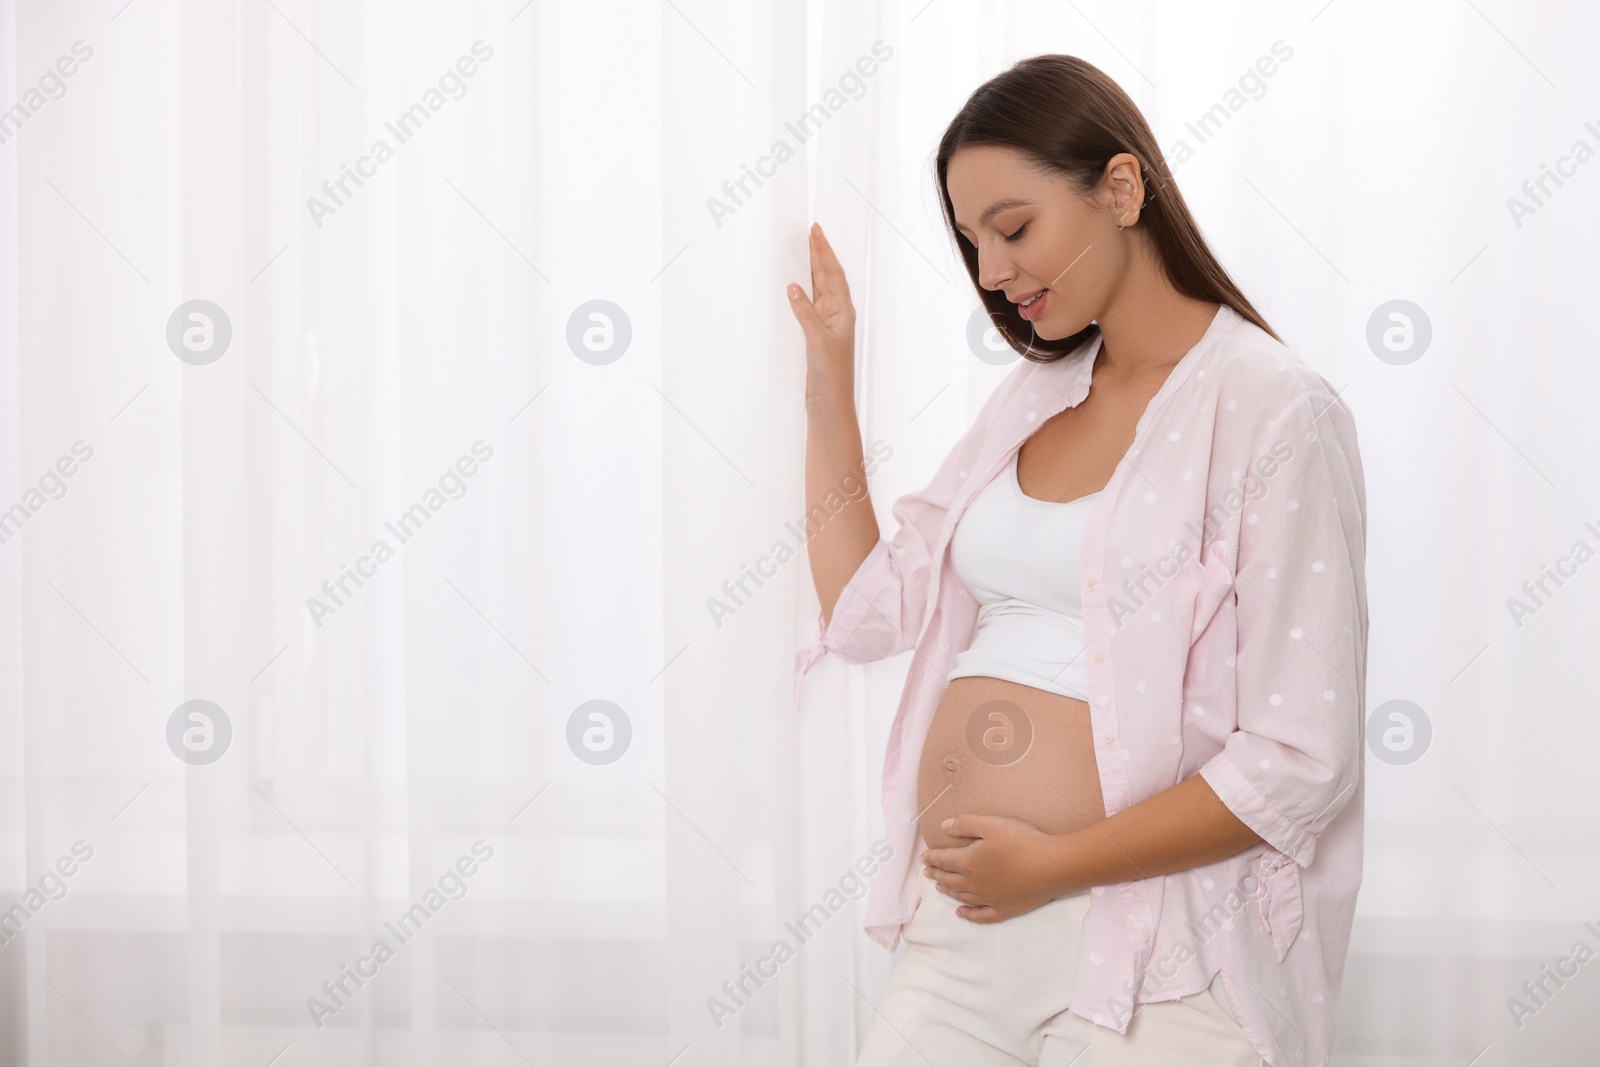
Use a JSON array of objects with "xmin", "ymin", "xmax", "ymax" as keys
[{"xmin": 853, "ymin": 869, "xmax": 1267, "ymax": 1067}]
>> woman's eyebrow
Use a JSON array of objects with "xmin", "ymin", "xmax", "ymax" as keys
[{"xmin": 954, "ymin": 197, "xmax": 1034, "ymax": 234}]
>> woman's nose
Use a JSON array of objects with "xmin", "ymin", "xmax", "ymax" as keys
[{"xmin": 977, "ymin": 251, "xmax": 1012, "ymax": 293}]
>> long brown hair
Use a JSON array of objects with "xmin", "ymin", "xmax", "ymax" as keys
[{"xmin": 935, "ymin": 54, "xmax": 1280, "ymax": 363}]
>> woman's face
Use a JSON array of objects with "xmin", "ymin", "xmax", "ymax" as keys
[{"xmin": 946, "ymin": 144, "xmax": 1139, "ymax": 341}]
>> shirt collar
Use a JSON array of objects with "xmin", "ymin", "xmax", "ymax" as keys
[{"xmin": 1012, "ymin": 303, "xmax": 1243, "ymax": 446}]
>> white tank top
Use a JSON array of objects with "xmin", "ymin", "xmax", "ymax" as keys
[{"xmin": 945, "ymin": 449, "xmax": 1099, "ymax": 700}]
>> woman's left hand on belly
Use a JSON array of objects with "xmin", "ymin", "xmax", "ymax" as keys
[{"xmin": 920, "ymin": 813, "xmax": 1070, "ymax": 922}]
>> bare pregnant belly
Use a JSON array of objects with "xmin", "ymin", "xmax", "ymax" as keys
[{"xmin": 917, "ymin": 676, "xmax": 1109, "ymax": 853}]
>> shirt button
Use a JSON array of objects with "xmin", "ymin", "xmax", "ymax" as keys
[
  {"xmin": 1084, "ymin": 575, "xmax": 1096, "ymax": 586},
  {"xmin": 1093, "ymin": 651, "xmax": 1105, "ymax": 663},
  {"xmin": 1102, "ymin": 733, "xmax": 1115, "ymax": 743},
  {"xmin": 1139, "ymin": 930, "xmax": 1150, "ymax": 943}
]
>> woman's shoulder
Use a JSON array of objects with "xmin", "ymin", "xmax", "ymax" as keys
[{"xmin": 1206, "ymin": 313, "xmax": 1342, "ymax": 416}]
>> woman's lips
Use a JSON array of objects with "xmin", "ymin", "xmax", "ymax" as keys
[{"xmin": 1018, "ymin": 288, "xmax": 1049, "ymax": 322}]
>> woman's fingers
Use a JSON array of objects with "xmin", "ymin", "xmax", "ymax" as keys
[
  {"xmin": 787, "ymin": 283, "xmax": 821, "ymax": 332},
  {"xmin": 809, "ymin": 223, "xmax": 853, "ymax": 309},
  {"xmin": 808, "ymin": 226, "xmax": 827, "ymax": 305},
  {"xmin": 812, "ymin": 223, "xmax": 851, "ymax": 302},
  {"xmin": 808, "ymin": 225, "xmax": 826, "ymax": 305},
  {"xmin": 812, "ymin": 224, "xmax": 850, "ymax": 295},
  {"xmin": 921, "ymin": 847, "xmax": 963, "ymax": 873},
  {"xmin": 955, "ymin": 905, "xmax": 1002, "ymax": 923},
  {"xmin": 790, "ymin": 223, "xmax": 856, "ymax": 378},
  {"xmin": 788, "ymin": 285, "xmax": 835, "ymax": 367},
  {"xmin": 932, "ymin": 876, "xmax": 980, "ymax": 902},
  {"xmin": 925, "ymin": 864, "xmax": 970, "ymax": 891}
]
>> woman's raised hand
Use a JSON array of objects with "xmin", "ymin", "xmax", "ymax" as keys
[{"xmin": 788, "ymin": 223, "xmax": 857, "ymax": 388}]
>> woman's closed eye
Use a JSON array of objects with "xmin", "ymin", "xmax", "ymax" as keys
[{"xmin": 1003, "ymin": 223, "xmax": 1029, "ymax": 243}]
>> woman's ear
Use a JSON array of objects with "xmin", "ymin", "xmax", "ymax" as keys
[{"xmin": 1104, "ymin": 154, "xmax": 1145, "ymax": 228}]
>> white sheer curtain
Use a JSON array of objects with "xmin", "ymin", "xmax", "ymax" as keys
[{"xmin": 2, "ymin": 1, "xmax": 1597, "ymax": 1064}]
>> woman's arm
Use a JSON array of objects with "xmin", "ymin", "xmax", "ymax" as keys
[
  {"xmin": 1042, "ymin": 774, "xmax": 1262, "ymax": 891},
  {"xmin": 790, "ymin": 223, "xmax": 880, "ymax": 625},
  {"xmin": 805, "ymin": 381, "xmax": 880, "ymax": 627},
  {"xmin": 920, "ymin": 777, "xmax": 1262, "ymax": 921}
]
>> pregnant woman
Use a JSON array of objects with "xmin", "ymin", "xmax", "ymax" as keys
[{"xmin": 791, "ymin": 56, "xmax": 1368, "ymax": 1067}]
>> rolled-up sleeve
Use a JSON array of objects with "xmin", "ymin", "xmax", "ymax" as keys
[
  {"xmin": 815, "ymin": 537, "xmax": 920, "ymax": 664},
  {"xmin": 792, "ymin": 491, "xmax": 939, "ymax": 705},
  {"xmin": 1198, "ymin": 388, "xmax": 1368, "ymax": 869}
]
